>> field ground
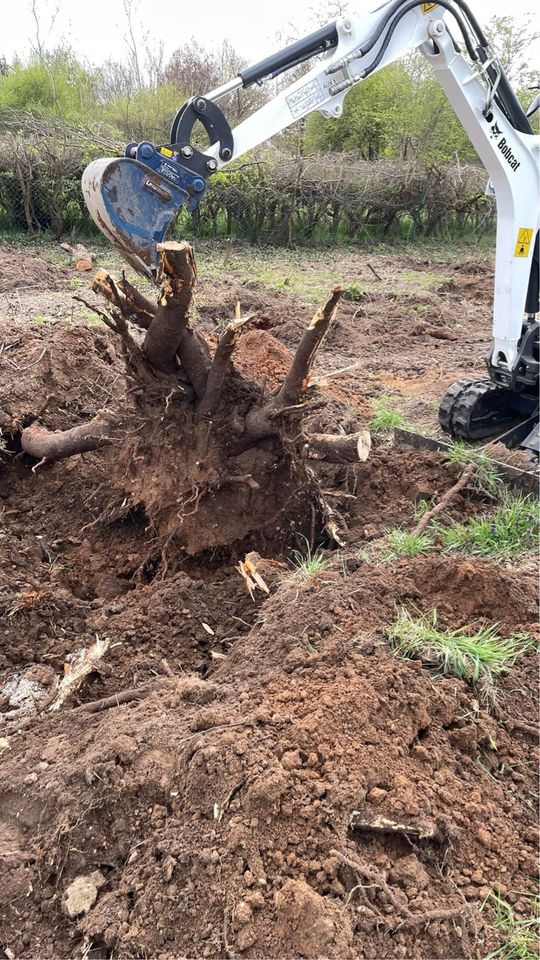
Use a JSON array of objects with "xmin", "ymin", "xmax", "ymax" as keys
[{"xmin": 0, "ymin": 237, "xmax": 538, "ymax": 959}]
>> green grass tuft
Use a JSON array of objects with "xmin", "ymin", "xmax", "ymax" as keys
[
  {"xmin": 444, "ymin": 440, "xmax": 503, "ymax": 496},
  {"xmin": 380, "ymin": 528, "xmax": 434, "ymax": 561},
  {"xmin": 369, "ymin": 397, "xmax": 410, "ymax": 435},
  {"xmin": 342, "ymin": 282, "xmax": 365, "ymax": 302},
  {"xmin": 389, "ymin": 608, "xmax": 533, "ymax": 684},
  {"xmin": 482, "ymin": 891, "xmax": 539, "ymax": 960},
  {"xmin": 439, "ymin": 493, "xmax": 539, "ymax": 559},
  {"xmin": 290, "ymin": 538, "xmax": 332, "ymax": 580}
]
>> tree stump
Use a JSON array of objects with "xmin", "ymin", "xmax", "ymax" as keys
[{"xmin": 21, "ymin": 242, "xmax": 371, "ymax": 559}]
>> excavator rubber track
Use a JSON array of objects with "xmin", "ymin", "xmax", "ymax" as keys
[{"xmin": 439, "ymin": 378, "xmax": 539, "ymax": 450}]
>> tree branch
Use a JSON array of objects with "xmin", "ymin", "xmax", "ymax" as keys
[
  {"xmin": 412, "ymin": 462, "xmax": 476, "ymax": 534},
  {"xmin": 278, "ymin": 286, "xmax": 342, "ymax": 406},
  {"xmin": 91, "ymin": 270, "xmax": 156, "ymax": 330},
  {"xmin": 197, "ymin": 314, "xmax": 253, "ymax": 420}
]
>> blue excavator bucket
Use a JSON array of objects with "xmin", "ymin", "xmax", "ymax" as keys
[{"xmin": 82, "ymin": 152, "xmax": 207, "ymax": 278}]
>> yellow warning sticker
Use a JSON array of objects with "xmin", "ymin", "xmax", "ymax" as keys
[
  {"xmin": 514, "ymin": 227, "xmax": 533, "ymax": 257},
  {"xmin": 421, "ymin": 3, "xmax": 438, "ymax": 11},
  {"xmin": 160, "ymin": 147, "xmax": 173, "ymax": 157}
]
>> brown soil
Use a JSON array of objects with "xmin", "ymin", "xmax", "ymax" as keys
[
  {"xmin": 0, "ymin": 245, "xmax": 538, "ymax": 960},
  {"xmin": 0, "ymin": 248, "xmax": 72, "ymax": 294}
]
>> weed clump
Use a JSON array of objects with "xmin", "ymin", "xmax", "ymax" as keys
[
  {"xmin": 290, "ymin": 538, "xmax": 331, "ymax": 580},
  {"xmin": 369, "ymin": 396, "xmax": 410, "ymax": 435},
  {"xmin": 439, "ymin": 493, "xmax": 539, "ymax": 559},
  {"xmin": 380, "ymin": 528, "xmax": 434, "ymax": 561},
  {"xmin": 389, "ymin": 608, "xmax": 533, "ymax": 684},
  {"xmin": 444, "ymin": 440, "xmax": 502, "ymax": 496}
]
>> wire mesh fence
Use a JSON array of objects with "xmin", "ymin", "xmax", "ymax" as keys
[{"xmin": 0, "ymin": 110, "xmax": 496, "ymax": 245}]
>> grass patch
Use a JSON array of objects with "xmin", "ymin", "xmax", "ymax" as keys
[
  {"xmin": 444, "ymin": 440, "xmax": 503, "ymax": 496},
  {"xmin": 369, "ymin": 396, "xmax": 410, "ymax": 435},
  {"xmin": 380, "ymin": 529, "xmax": 434, "ymax": 561},
  {"xmin": 290, "ymin": 538, "xmax": 332, "ymax": 580},
  {"xmin": 33, "ymin": 314, "xmax": 57, "ymax": 324},
  {"xmin": 482, "ymin": 891, "xmax": 539, "ymax": 960},
  {"xmin": 439, "ymin": 493, "xmax": 539, "ymax": 559},
  {"xmin": 342, "ymin": 282, "xmax": 365, "ymax": 301},
  {"xmin": 389, "ymin": 608, "xmax": 533, "ymax": 684}
]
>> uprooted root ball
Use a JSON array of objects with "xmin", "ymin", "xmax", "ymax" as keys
[{"xmin": 19, "ymin": 242, "xmax": 371, "ymax": 558}]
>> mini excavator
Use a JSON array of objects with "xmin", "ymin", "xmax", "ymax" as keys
[{"xmin": 82, "ymin": 1, "xmax": 540, "ymax": 453}]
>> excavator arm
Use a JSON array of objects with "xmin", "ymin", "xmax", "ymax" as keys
[{"xmin": 82, "ymin": 1, "xmax": 539, "ymax": 448}]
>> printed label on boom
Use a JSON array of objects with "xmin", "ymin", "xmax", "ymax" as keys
[{"xmin": 286, "ymin": 77, "xmax": 326, "ymax": 119}]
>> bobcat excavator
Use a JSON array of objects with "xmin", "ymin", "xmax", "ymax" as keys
[{"xmin": 82, "ymin": 0, "xmax": 539, "ymax": 453}]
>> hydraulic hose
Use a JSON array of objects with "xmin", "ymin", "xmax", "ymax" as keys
[{"xmin": 360, "ymin": 0, "xmax": 479, "ymax": 78}]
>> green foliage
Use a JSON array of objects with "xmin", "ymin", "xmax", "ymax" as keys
[
  {"xmin": 369, "ymin": 397, "xmax": 410, "ymax": 435},
  {"xmin": 0, "ymin": 52, "xmax": 95, "ymax": 117},
  {"xmin": 380, "ymin": 529, "xmax": 434, "ymax": 561},
  {"xmin": 389, "ymin": 608, "xmax": 533, "ymax": 683},
  {"xmin": 482, "ymin": 891, "xmax": 539, "ymax": 960},
  {"xmin": 342, "ymin": 282, "xmax": 365, "ymax": 301},
  {"xmin": 290, "ymin": 538, "xmax": 331, "ymax": 580},
  {"xmin": 303, "ymin": 58, "xmax": 475, "ymax": 164},
  {"xmin": 105, "ymin": 82, "xmax": 183, "ymax": 145},
  {"xmin": 440, "ymin": 494, "xmax": 539, "ymax": 559},
  {"xmin": 304, "ymin": 65, "xmax": 417, "ymax": 161}
]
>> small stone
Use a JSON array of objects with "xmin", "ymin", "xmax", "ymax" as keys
[
  {"xmin": 246, "ymin": 891, "xmax": 265, "ymax": 910},
  {"xmin": 62, "ymin": 871, "xmax": 106, "ymax": 918},
  {"xmin": 234, "ymin": 901, "xmax": 253, "ymax": 927},
  {"xmin": 477, "ymin": 828, "xmax": 492, "ymax": 849},
  {"xmin": 281, "ymin": 750, "xmax": 301, "ymax": 770},
  {"xmin": 367, "ymin": 787, "xmax": 387, "ymax": 803},
  {"xmin": 235, "ymin": 924, "xmax": 258, "ymax": 952}
]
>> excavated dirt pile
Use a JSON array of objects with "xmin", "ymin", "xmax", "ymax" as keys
[{"xmin": 0, "ymin": 250, "xmax": 538, "ymax": 960}]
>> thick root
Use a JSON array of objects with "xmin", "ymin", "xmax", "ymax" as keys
[{"xmin": 21, "ymin": 416, "xmax": 119, "ymax": 462}]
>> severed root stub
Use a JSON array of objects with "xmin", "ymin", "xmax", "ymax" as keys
[{"xmin": 21, "ymin": 241, "xmax": 371, "ymax": 559}]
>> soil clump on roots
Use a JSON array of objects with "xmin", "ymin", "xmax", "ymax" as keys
[{"xmin": 0, "ymin": 243, "xmax": 538, "ymax": 960}]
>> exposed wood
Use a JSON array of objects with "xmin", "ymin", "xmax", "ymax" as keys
[
  {"xmin": 331, "ymin": 848, "xmax": 412, "ymax": 918},
  {"xmin": 278, "ymin": 286, "xmax": 342, "ymax": 406},
  {"xmin": 21, "ymin": 416, "xmax": 119, "ymax": 462},
  {"xmin": 350, "ymin": 811, "xmax": 443, "ymax": 841},
  {"xmin": 198, "ymin": 314, "xmax": 253, "ymax": 420},
  {"xmin": 303, "ymin": 430, "xmax": 371, "ymax": 464},
  {"xmin": 143, "ymin": 241, "xmax": 211, "ymax": 392},
  {"xmin": 91, "ymin": 270, "xmax": 155, "ymax": 329},
  {"xmin": 74, "ymin": 684, "xmax": 159, "ymax": 714},
  {"xmin": 367, "ymin": 262, "xmax": 383, "ymax": 281}
]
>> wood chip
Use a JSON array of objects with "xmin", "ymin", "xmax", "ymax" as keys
[
  {"xmin": 49, "ymin": 636, "xmax": 110, "ymax": 711},
  {"xmin": 350, "ymin": 811, "xmax": 443, "ymax": 841},
  {"xmin": 236, "ymin": 557, "xmax": 271, "ymax": 599}
]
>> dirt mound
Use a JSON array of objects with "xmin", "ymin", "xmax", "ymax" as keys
[
  {"xmin": 197, "ymin": 284, "xmax": 301, "ymax": 333},
  {"xmin": 0, "ymin": 319, "xmax": 126, "ymax": 434},
  {"xmin": 1, "ymin": 552, "xmax": 537, "ymax": 959},
  {"xmin": 0, "ymin": 248, "xmax": 72, "ymax": 294}
]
